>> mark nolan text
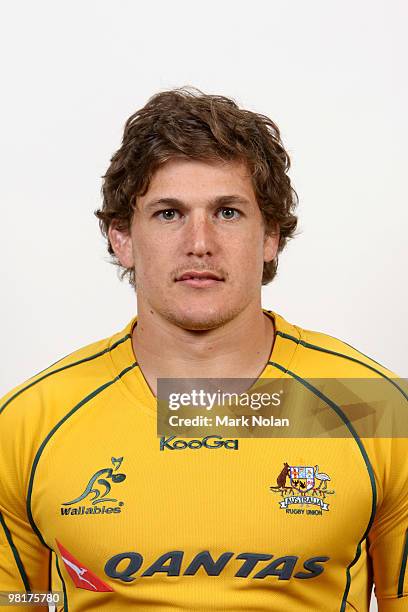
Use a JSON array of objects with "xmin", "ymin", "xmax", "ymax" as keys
[
  {"xmin": 216, "ymin": 415, "xmax": 289, "ymax": 427},
  {"xmin": 168, "ymin": 415, "xmax": 289, "ymax": 427}
]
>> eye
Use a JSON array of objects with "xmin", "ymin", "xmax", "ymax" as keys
[
  {"xmin": 218, "ymin": 207, "xmax": 240, "ymax": 220},
  {"xmin": 156, "ymin": 209, "xmax": 180, "ymax": 221}
]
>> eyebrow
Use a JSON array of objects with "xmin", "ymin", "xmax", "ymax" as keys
[{"xmin": 143, "ymin": 195, "xmax": 252, "ymax": 212}]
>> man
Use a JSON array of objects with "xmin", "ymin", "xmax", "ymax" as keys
[{"xmin": 0, "ymin": 88, "xmax": 406, "ymax": 611}]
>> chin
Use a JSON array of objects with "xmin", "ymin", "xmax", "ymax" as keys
[{"xmin": 164, "ymin": 303, "xmax": 242, "ymax": 331}]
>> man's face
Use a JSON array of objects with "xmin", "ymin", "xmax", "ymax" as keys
[{"xmin": 109, "ymin": 158, "xmax": 279, "ymax": 330}]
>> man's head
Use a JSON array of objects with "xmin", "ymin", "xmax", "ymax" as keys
[{"xmin": 95, "ymin": 87, "xmax": 298, "ymax": 330}]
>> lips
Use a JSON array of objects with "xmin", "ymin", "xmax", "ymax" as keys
[
  {"xmin": 175, "ymin": 271, "xmax": 224, "ymax": 288},
  {"xmin": 177, "ymin": 271, "xmax": 223, "ymax": 281}
]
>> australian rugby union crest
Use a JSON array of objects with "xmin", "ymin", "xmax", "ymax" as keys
[{"xmin": 270, "ymin": 462, "xmax": 335, "ymax": 515}]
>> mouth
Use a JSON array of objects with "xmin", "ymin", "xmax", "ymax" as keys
[{"xmin": 175, "ymin": 271, "xmax": 224, "ymax": 288}]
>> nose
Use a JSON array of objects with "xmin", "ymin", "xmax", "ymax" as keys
[{"xmin": 184, "ymin": 209, "xmax": 216, "ymax": 257}]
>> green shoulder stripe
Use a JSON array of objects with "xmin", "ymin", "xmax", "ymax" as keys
[{"xmin": 276, "ymin": 331, "xmax": 408, "ymax": 401}]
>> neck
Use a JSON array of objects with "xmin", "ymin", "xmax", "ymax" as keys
[{"xmin": 132, "ymin": 303, "xmax": 275, "ymax": 396}]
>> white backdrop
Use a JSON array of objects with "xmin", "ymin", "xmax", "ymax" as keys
[
  {"xmin": 1, "ymin": 4, "xmax": 407, "ymax": 606},
  {"xmin": 1, "ymin": 2, "xmax": 407, "ymax": 609}
]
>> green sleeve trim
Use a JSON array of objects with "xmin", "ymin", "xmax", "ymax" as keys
[
  {"xmin": 55, "ymin": 553, "xmax": 68, "ymax": 611},
  {"xmin": 398, "ymin": 528, "xmax": 408, "ymax": 597},
  {"xmin": 0, "ymin": 510, "xmax": 31, "ymax": 591}
]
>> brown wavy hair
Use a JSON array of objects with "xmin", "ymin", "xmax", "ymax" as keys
[{"xmin": 95, "ymin": 86, "xmax": 298, "ymax": 287}]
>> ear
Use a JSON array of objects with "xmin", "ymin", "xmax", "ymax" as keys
[
  {"xmin": 263, "ymin": 223, "xmax": 280, "ymax": 263},
  {"xmin": 108, "ymin": 221, "xmax": 135, "ymax": 269}
]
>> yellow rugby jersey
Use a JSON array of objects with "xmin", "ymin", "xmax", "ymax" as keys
[{"xmin": 0, "ymin": 309, "xmax": 407, "ymax": 612}]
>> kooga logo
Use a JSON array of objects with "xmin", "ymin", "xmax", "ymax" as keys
[{"xmin": 160, "ymin": 435, "xmax": 238, "ymax": 451}]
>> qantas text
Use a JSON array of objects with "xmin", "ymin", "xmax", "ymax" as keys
[{"xmin": 105, "ymin": 550, "xmax": 329, "ymax": 581}]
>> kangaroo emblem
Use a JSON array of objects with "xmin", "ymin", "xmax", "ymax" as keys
[{"xmin": 62, "ymin": 456, "xmax": 126, "ymax": 506}]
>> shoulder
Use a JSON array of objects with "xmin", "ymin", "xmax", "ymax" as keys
[
  {"xmin": 0, "ymin": 320, "xmax": 133, "ymax": 429},
  {"xmin": 268, "ymin": 309, "xmax": 399, "ymax": 379},
  {"xmin": 269, "ymin": 310, "xmax": 407, "ymax": 474},
  {"xmin": 0, "ymin": 320, "xmax": 134, "ymax": 501},
  {"xmin": 299, "ymin": 326, "xmax": 397, "ymax": 377}
]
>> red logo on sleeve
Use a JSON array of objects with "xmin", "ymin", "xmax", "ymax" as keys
[{"xmin": 56, "ymin": 539, "xmax": 114, "ymax": 592}]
